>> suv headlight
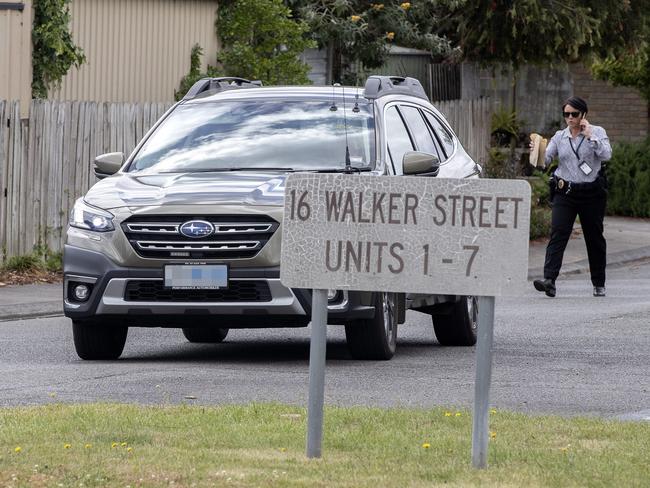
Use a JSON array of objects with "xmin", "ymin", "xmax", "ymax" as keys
[{"xmin": 69, "ymin": 198, "xmax": 115, "ymax": 232}]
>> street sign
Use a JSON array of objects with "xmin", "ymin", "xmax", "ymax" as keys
[
  {"xmin": 280, "ymin": 173, "xmax": 531, "ymax": 466},
  {"xmin": 281, "ymin": 174, "xmax": 531, "ymax": 296}
]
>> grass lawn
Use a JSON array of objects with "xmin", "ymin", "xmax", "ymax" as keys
[{"xmin": 1, "ymin": 403, "xmax": 648, "ymax": 487}]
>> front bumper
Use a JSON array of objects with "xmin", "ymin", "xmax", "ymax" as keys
[{"xmin": 63, "ymin": 245, "xmax": 375, "ymax": 326}]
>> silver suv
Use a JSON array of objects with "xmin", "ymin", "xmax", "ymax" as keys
[{"xmin": 64, "ymin": 76, "xmax": 481, "ymax": 360}]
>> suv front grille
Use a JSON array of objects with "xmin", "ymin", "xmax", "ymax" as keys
[
  {"xmin": 124, "ymin": 280, "xmax": 272, "ymax": 302},
  {"xmin": 122, "ymin": 215, "xmax": 279, "ymax": 259}
]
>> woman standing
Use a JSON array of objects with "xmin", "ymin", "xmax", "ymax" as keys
[{"xmin": 532, "ymin": 96, "xmax": 612, "ymax": 297}]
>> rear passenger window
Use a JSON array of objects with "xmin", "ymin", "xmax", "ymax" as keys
[
  {"xmin": 400, "ymin": 106, "xmax": 442, "ymax": 160},
  {"xmin": 424, "ymin": 112, "xmax": 455, "ymax": 159},
  {"xmin": 385, "ymin": 106, "xmax": 414, "ymax": 175}
]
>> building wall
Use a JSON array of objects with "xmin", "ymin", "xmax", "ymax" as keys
[
  {"xmin": 0, "ymin": 1, "xmax": 32, "ymax": 115},
  {"xmin": 570, "ymin": 63, "xmax": 648, "ymax": 143},
  {"xmin": 51, "ymin": 0, "xmax": 220, "ymax": 102}
]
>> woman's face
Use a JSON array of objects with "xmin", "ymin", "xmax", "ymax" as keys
[{"xmin": 563, "ymin": 104, "xmax": 583, "ymax": 130}]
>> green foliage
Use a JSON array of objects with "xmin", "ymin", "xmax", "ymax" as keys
[
  {"xmin": 290, "ymin": 0, "xmax": 457, "ymax": 82},
  {"xmin": 3, "ymin": 254, "xmax": 43, "ymax": 273},
  {"xmin": 174, "ymin": 44, "xmax": 222, "ymax": 101},
  {"xmin": 490, "ymin": 108, "xmax": 520, "ymax": 146},
  {"xmin": 591, "ymin": 42, "xmax": 650, "ymax": 101},
  {"xmin": 483, "ymin": 147, "xmax": 511, "ymax": 179},
  {"xmin": 606, "ymin": 139, "xmax": 650, "ymax": 217},
  {"xmin": 45, "ymin": 251, "xmax": 63, "ymax": 272},
  {"xmin": 440, "ymin": 0, "xmax": 643, "ymax": 69},
  {"xmin": 217, "ymin": 0, "xmax": 315, "ymax": 85},
  {"xmin": 32, "ymin": 0, "xmax": 86, "ymax": 99},
  {"xmin": 528, "ymin": 173, "xmax": 552, "ymax": 240}
]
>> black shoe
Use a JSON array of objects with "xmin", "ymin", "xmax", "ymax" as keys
[
  {"xmin": 593, "ymin": 286, "xmax": 606, "ymax": 297},
  {"xmin": 534, "ymin": 278, "xmax": 556, "ymax": 297}
]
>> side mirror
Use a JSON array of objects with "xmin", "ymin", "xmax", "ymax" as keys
[
  {"xmin": 402, "ymin": 151, "xmax": 440, "ymax": 176},
  {"xmin": 94, "ymin": 152, "xmax": 124, "ymax": 179}
]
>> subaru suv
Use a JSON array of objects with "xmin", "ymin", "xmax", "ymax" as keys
[{"xmin": 64, "ymin": 76, "xmax": 481, "ymax": 361}]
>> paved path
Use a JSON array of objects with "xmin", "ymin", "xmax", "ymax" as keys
[{"xmin": 1, "ymin": 216, "xmax": 649, "ymax": 321}]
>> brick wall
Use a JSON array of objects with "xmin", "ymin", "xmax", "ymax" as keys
[{"xmin": 570, "ymin": 64, "xmax": 648, "ymax": 143}]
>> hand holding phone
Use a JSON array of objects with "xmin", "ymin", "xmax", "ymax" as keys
[{"xmin": 580, "ymin": 117, "xmax": 592, "ymax": 138}]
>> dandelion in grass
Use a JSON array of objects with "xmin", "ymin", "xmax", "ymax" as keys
[
  {"xmin": 14, "ymin": 446, "xmax": 22, "ymax": 453},
  {"xmin": 85, "ymin": 444, "xmax": 92, "ymax": 449},
  {"xmin": 350, "ymin": 15, "xmax": 361, "ymax": 22},
  {"xmin": 64, "ymin": 444, "xmax": 71, "ymax": 449},
  {"xmin": 279, "ymin": 448, "xmax": 287, "ymax": 452},
  {"xmin": 400, "ymin": 2, "xmax": 411, "ymax": 10},
  {"xmin": 127, "ymin": 447, "xmax": 133, "ymax": 453},
  {"xmin": 444, "ymin": 412, "xmax": 452, "ymax": 417},
  {"xmin": 421, "ymin": 443, "xmax": 430, "ymax": 449},
  {"xmin": 490, "ymin": 409, "xmax": 497, "ymax": 414},
  {"xmin": 386, "ymin": 32, "xmax": 395, "ymax": 41},
  {"xmin": 490, "ymin": 432, "xmax": 496, "ymax": 439},
  {"xmin": 455, "ymin": 412, "xmax": 462, "ymax": 417},
  {"xmin": 111, "ymin": 442, "xmax": 118, "ymax": 448}
]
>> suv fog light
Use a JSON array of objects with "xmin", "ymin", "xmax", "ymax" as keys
[{"xmin": 74, "ymin": 284, "xmax": 90, "ymax": 301}]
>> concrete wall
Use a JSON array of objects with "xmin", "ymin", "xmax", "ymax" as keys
[{"xmin": 462, "ymin": 62, "xmax": 649, "ymax": 143}]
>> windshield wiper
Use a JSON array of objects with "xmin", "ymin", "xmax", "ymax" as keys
[
  {"xmin": 162, "ymin": 167, "xmax": 295, "ymax": 173},
  {"xmin": 310, "ymin": 166, "xmax": 372, "ymax": 173}
]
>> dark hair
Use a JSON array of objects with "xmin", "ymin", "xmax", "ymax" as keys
[{"xmin": 563, "ymin": 96, "xmax": 588, "ymax": 115}]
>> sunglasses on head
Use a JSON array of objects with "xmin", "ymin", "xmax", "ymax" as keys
[{"xmin": 563, "ymin": 111, "xmax": 581, "ymax": 118}]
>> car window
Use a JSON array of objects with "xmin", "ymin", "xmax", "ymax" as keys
[
  {"xmin": 400, "ymin": 106, "xmax": 442, "ymax": 161},
  {"xmin": 423, "ymin": 111, "xmax": 455, "ymax": 159},
  {"xmin": 128, "ymin": 100, "xmax": 375, "ymax": 173},
  {"xmin": 384, "ymin": 106, "xmax": 414, "ymax": 175}
]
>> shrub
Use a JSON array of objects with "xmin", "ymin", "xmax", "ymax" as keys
[
  {"xmin": 3, "ymin": 254, "xmax": 43, "ymax": 272},
  {"xmin": 527, "ymin": 173, "xmax": 552, "ymax": 240},
  {"xmin": 606, "ymin": 139, "xmax": 650, "ymax": 217}
]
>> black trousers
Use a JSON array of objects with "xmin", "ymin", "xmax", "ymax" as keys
[{"xmin": 543, "ymin": 191, "xmax": 607, "ymax": 287}]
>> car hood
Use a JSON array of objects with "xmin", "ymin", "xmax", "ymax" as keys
[{"xmin": 83, "ymin": 171, "xmax": 288, "ymax": 209}]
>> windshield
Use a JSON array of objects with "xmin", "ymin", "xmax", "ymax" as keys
[{"xmin": 128, "ymin": 100, "xmax": 375, "ymax": 173}]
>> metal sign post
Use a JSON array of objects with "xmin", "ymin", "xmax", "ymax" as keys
[
  {"xmin": 280, "ymin": 174, "xmax": 530, "ymax": 463},
  {"xmin": 306, "ymin": 289, "xmax": 328, "ymax": 458},
  {"xmin": 472, "ymin": 295, "xmax": 496, "ymax": 469}
]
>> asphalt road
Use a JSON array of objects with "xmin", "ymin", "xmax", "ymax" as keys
[{"xmin": 1, "ymin": 261, "xmax": 649, "ymax": 421}]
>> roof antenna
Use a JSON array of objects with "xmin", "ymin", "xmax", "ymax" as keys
[
  {"xmin": 342, "ymin": 85, "xmax": 355, "ymax": 174},
  {"xmin": 352, "ymin": 87, "xmax": 360, "ymax": 113},
  {"xmin": 330, "ymin": 83, "xmax": 338, "ymax": 111}
]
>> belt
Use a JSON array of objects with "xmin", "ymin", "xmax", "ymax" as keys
[{"xmin": 554, "ymin": 176, "xmax": 601, "ymax": 195}]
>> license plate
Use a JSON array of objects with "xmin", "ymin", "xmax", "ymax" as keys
[{"xmin": 164, "ymin": 264, "xmax": 228, "ymax": 289}]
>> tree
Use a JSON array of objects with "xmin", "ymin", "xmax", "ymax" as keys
[
  {"xmin": 32, "ymin": 0, "xmax": 86, "ymax": 98},
  {"xmin": 589, "ymin": 1, "xmax": 650, "ymax": 101},
  {"xmin": 217, "ymin": 0, "xmax": 315, "ymax": 85},
  {"xmin": 438, "ymin": 0, "xmax": 650, "ymax": 108},
  {"xmin": 287, "ymin": 0, "xmax": 456, "ymax": 83}
]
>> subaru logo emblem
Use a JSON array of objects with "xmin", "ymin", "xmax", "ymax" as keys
[{"xmin": 179, "ymin": 220, "xmax": 214, "ymax": 238}]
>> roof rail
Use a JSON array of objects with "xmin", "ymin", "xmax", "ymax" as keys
[
  {"xmin": 363, "ymin": 76, "xmax": 428, "ymax": 101},
  {"xmin": 183, "ymin": 77, "xmax": 263, "ymax": 100}
]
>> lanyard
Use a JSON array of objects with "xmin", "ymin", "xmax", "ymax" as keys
[{"xmin": 569, "ymin": 135, "xmax": 586, "ymax": 161}]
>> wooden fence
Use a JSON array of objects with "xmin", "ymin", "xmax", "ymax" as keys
[
  {"xmin": 0, "ymin": 98, "xmax": 491, "ymax": 260},
  {"xmin": 435, "ymin": 97, "xmax": 491, "ymax": 167},
  {"xmin": 0, "ymin": 100, "xmax": 172, "ymax": 259}
]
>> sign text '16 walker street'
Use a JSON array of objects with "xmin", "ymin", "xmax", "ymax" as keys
[{"xmin": 280, "ymin": 174, "xmax": 531, "ymax": 298}]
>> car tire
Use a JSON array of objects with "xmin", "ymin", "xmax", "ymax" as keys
[
  {"xmin": 182, "ymin": 327, "xmax": 229, "ymax": 343},
  {"xmin": 72, "ymin": 319, "xmax": 128, "ymax": 360},
  {"xmin": 432, "ymin": 296, "xmax": 478, "ymax": 346},
  {"xmin": 345, "ymin": 292, "xmax": 397, "ymax": 360}
]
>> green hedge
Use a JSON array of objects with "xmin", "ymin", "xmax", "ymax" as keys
[{"xmin": 607, "ymin": 139, "xmax": 650, "ymax": 217}]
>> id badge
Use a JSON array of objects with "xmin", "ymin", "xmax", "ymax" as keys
[{"xmin": 579, "ymin": 161, "xmax": 593, "ymax": 175}]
